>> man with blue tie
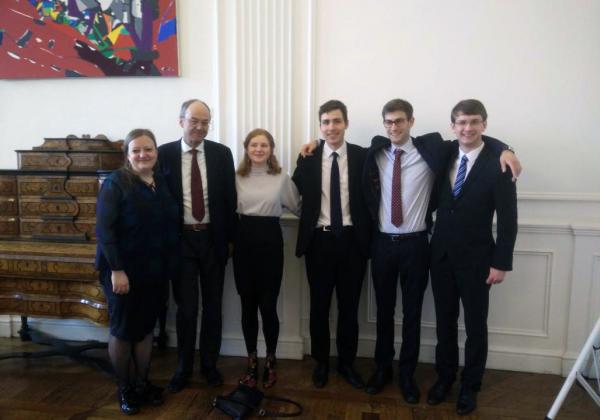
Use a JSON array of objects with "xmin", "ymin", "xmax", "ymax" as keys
[
  {"xmin": 292, "ymin": 100, "xmax": 371, "ymax": 389},
  {"xmin": 428, "ymin": 99, "xmax": 518, "ymax": 415},
  {"xmin": 362, "ymin": 99, "xmax": 519, "ymax": 403}
]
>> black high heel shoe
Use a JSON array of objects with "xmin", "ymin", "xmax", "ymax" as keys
[
  {"xmin": 239, "ymin": 352, "xmax": 259, "ymax": 387},
  {"xmin": 263, "ymin": 353, "xmax": 277, "ymax": 389}
]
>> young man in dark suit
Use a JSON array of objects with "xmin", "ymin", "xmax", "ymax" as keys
[
  {"xmin": 292, "ymin": 100, "xmax": 371, "ymax": 389},
  {"xmin": 158, "ymin": 99, "xmax": 236, "ymax": 392},
  {"xmin": 362, "ymin": 99, "xmax": 518, "ymax": 403},
  {"xmin": 427, "ymin": 99, "xmax": 518, "ymax": 415}
]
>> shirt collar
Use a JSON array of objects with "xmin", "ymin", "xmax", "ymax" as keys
[
  {"xmin": 388, "ymin": 137, "xmax": 415, "ymax": 154},
  {"xmin": 323, "ymin": 141, "xmax": 347, "ymax": 159},
  {"xmin": 181, "ymin": 138, "xmax": 205, "ymax": 154},
  {"xmin": 458, "ymin": 141, "xmax": 485, "ymax": 162}
]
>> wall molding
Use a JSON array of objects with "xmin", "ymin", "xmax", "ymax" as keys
[{"xmin": 519, "ymin": 191, "xmax": 600, "ymax": 202}]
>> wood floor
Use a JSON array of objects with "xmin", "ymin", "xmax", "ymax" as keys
[{"xmin": 0, "ymin": 337, "xmax": 597, "ymax": 419}]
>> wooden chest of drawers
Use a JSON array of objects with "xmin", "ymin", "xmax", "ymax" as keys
[
  {"xmin": 0, "ymin": 135, "xmax": 122, "ymax": 325},
  {"xmin": 0, "ymin": 241, "xmax": 107, "ymax": 324}
]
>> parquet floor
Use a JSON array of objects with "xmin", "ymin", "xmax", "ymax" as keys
[{"xmin": 0, "ymin": 337, "xmax": 597, "ymax": 419}]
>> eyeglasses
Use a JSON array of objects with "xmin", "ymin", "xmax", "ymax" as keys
[
  {"xmin": 453, "ymin": 118, "xmax": 484, "ymax": 128},
  {"xmin": 184, "ymin": 117, "xmax": 211, "ymax": 129},
  {"xmin": 383, "ymin": 118, "xmax": 407, "ymax": 128}
]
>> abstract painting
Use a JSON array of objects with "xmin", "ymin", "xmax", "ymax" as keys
[{"xmin": 0, "ymin": 0, "xmax": 178, "ymax": 78}]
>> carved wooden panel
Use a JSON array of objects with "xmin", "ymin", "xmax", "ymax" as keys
[
  {"xmin": 0, "ymin": 217, "xmax": 19, "ymax": 236},
  {"xmin": 18, "ymin": 152, "xmax": 122, "ymax": 172},
  {"xmin": 0, "ymin": 176, "xmax": 17, "ymax": 195},
  {"xmin": 0, "ymin": 298, "xmax": 108, "ymax": 325},
  {"xmin": 18, "ymin": 219, "xmax": 95, "ymax": 240},
  {"xmin": 0, "ymin": 277, "xmax": 102, "ymax": 299},
  {"xmin": 0, "ymin": 197, "xmax": 18, "ymax": 216},
  {"xmin": 17, "ymin": 197, "xmax": 97, "ymax": 219},
  {"xmin": 0, "ymin": 241, "xmax": 106, "ymax": 325},
  {"xmin": 66, "ymin": 177, "xmax": 100, "ymax": 197},
  {"xmin": 19, "ymin": 153, "xmax": 72, "ymax": 171},
  {"xmin": 18, "ymin": 176, "xmax": 99, "ymax": 198}
]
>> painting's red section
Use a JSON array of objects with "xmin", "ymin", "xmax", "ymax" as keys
[{"xmin": 0, "ymin": 0, "xmax": 179, "ymax": 79}]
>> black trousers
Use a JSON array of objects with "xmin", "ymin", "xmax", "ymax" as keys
[
  {"xmin": 430, "ymin": 254, "xmax": 490, "ymax": 391},
  {"xmin": 370, "ymin": 231, "xmax": 429, "ymax": 379},
  {"xmin": 305, "ymin": 227, "xmax": 367, "ymax": 367},
  {"xmin": 233, "ymin": 215, "xmax": 283, "ymax": 355},
  {"xmin": 172, "ymin": 229, "xmax": 225, "ymax": 376}
]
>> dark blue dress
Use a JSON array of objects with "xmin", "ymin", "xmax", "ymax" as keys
[{"xmin": 95, "ymin": 169, "xmax": 178, "ymax": 342}]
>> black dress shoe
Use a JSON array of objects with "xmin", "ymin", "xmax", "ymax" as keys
[
  {"xmin": 137, "ymin": 381, "xmax": 164, "ymax": 406},
  {"xmin": 399, "ymin": 376, "xmax": 420, "ymax": 404},
  {"xmin": 312, "ymin": 363, "xmax": 329, "ymax": 388},
  {"xmin": 365, "ymin": 368, "xmax": 392, "ymax": 395},
  {"xmin": 118, "ymin": 385, "xmax": 140, "ymax": 415},
  {"xmin": 427, "ymin": 379, "xmax": 453, "ymax": 405},
  {"xmin": 202, "ymin": 368, "xmax": 224, "ymax": 387},
  {"xmin": 167, "ymin": 373, "xmax": 189, "ymax": 393},
  {"xmin": 337, "ymin": 365, "xmax": 365, "ymax": 389},
  {"xmin": 456, "ymin": 386, "xmax": 478, "ymax": 415}
]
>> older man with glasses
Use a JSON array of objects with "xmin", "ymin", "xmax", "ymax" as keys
[{"xmin": 158, "ymin": 99, "xmax": 236, "ymax": 392}]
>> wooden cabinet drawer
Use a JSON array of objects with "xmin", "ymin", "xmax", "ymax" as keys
[{"xmin": 0, "ymin": 216, "xmax": 19, "ymax": 237}]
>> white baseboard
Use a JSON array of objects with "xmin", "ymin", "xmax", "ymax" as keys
[{"xmin": 0, "ymin": 318, "xmax": 574, "ymax": 376}]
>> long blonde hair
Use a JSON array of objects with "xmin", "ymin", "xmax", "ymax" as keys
[{"xmin": 237, "ymin": 128, "xmax": 282, "ymax": 177}]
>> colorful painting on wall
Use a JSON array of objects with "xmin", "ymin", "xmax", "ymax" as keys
[{"xmin": 0, "ymin": 0, "xmax": 178, "ymax": 78}]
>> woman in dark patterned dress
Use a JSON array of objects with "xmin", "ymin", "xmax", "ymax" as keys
[{"xmin": 96, "ymin": 129, "xmax": 178, "ymax": 415}]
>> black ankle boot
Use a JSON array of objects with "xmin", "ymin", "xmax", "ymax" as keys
[{"xmin": 118, "ymin": 385, "xmax": 140, "ymax": 415}]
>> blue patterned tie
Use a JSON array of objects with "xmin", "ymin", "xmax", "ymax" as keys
[
  {"xmin": 453, "ymin": 155, "xmax": 468, "ymax": 197},
  {"xmin": 330, "ymin": 152, "xmax": 342, "ymax": 236}
]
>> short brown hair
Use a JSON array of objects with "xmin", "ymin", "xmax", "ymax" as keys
[
  {"xmin": 381, "ymin": 99, "xmax": 413, "ymax": 120},
  {"xmin": 451, "ymin": 99, "xmax": 488, "ymax": 123},
  {"xmin": 318, "ymin": 99, "xmax": 348, "ymax": 123},
  {"xmin": 237, "ymin": 128, "xmax": 282, "ymax": 177}
]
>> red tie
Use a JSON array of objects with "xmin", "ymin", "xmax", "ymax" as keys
[
  {"xmin": 391, "ymin": 148, "xmax": 404, "ymax": 227},
  {"xmin": 190, "ymin": 149, "xmax": 205, "ymax": 222}
]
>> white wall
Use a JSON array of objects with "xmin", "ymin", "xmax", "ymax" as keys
[
  {"xmin": 314, "ymin": 0, "xmax": 600, "ymax": 195},
  {"xmin": 1, "ymin": 0, "xmax": 599, "ymax": 376}
]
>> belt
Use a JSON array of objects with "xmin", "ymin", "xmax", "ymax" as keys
[
  {"xmin": 316, "ymin": 225, "xmax": 353, "ymax": 232},
  {"xmin": 380, "ymin": 230, "xmax": 427, "ymax": 241},
  {"xmin": 183, "ymin": 223, "xmax": 210, "ymax": 231}
]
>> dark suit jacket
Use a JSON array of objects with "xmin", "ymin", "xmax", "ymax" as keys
[
  {"xmin": 158, "ymin": 139, "xmax": 236, "ymax": 265},
  {"xmin": 362, "ymin": 133, "xmax": 509, "ymax": 234},
  {"xmin": 430, "ymin": 136, "xmax": 518, "ymax": 270},
  {"xmin": 292, "ymin": 141, "xmax": 371, "ymax": 258}
]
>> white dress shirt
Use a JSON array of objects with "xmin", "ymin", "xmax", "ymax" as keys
[
  {"xmin": 375, "ymin": 138, "xmax": 435, "ymax": 234},
  {"xmin": 317, "ymin": 142, "xmax": 352, "ymax": 227},
  {"xmin": 181, "ymin": 139, "xmax": 210, "ymax": 224},
  {"xmin": 450, "ymin": 142, "xmax": 485, "ymax": 190}
]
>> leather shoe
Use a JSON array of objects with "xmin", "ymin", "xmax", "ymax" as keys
[
  {"xmin": 118, "ymin": 385, "xmax": 140, "ymax": 415},
  {"xmin": 167, "ymin": 373, "xmax": 189, "ymax": 393},
  {"xmin": 365, "ymin": 368, "xmax": 392, "ymax": 395},
  {"xmin": 202, "ymin": 368, "xmax": 224, "ymax": 387},
  {"xmin": 136, "ymin": 381, "xmax": 164, "ymax": 406},
  {"xmin": 399, "ymin": 376, "xmax": 420, "ymax": 404},
  {"xmin": 427, "ymin": 379, "xmax": 453, "ymax": 405},
  {"xmin": 337, "ymin": 365, "xmax": 365, "ymax": 389},
  {"xmin": 312, "ymin": 363, "xmax": 329, "ymax": 388},
  {"xmin": 456, "ymin": 386, "xmax": 478, "ymax": 415}
]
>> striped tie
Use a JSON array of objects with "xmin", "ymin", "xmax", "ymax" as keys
[{"xmin": 453, "ymin": 155, "xmax": 468, "ymax": 197}]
